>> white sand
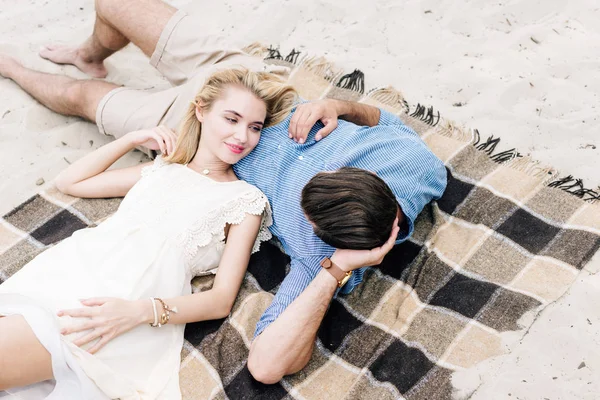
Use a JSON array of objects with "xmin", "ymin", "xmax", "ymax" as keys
[{"xmin": 1, "ymin": 0, "xmax": 598, "ymax": 398}]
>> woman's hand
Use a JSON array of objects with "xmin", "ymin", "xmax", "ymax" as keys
[
  {"xmin": 126, "ymin": 126, "xmax": 178, "ymax": 155},
  {"xmin": 58, "ymin": 297, "xmax": 150, "ymax": 354}
]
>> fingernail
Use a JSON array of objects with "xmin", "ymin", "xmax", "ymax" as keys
[
  {"xmin": 316, "ymin": 135, "xmax": 321, "ymax": 141},
  {"xmin": 299, "ymin": 138, "xmax": 304, "ymax": 144}
]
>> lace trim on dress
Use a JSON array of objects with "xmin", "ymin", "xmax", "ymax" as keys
[
  {"xmin": 177, "ymin": 188, "xmax": 273, "ymax": 269},
  {"xmin": 140, "ymin": 154, "xmax": 168, "ymax": 178}
]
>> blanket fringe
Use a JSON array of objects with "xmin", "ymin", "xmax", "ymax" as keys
[
  {"xmin": 241, "ymin": 42, "xmax": 270, "ymax": 58},
  {"xmin": 284, "ymin": 48, "xmax": 302, "ymax": 64},
  {"xmin": 336, "ymin": 69, "xmax": 365, "ymax": 94},
  {"xmin": 409, "ymin": 104, "xmax": 441, "ymax": 126},
  {"xmin": 471, "ymin": 130, "xmax": 598, "ymax": 201},
  {"xmin": 265, "ymin": 45, "xmax": 285, "ymax": 60},
  {"xmin": 436, "ymin": 119, "xmax": 476, "ymax": 143},
  {"xmin": 548, "ymin": 176, "xmax": 600, "ymax": 202},
  {"xmin": 504, "ymin": 157, "xmax": 557, "ymax": 180},
  {"xmin": 366, "ymin": 87, "xmax": 410, "ymax": 113},
  {"xmin": 260, "ymin": 43, "xmax": 364, "ymax": 91},
  {"xmin": 251, "ymin": 42, "xmax": 598, "ymax": 203},
  {"xmin": 299, "ymin": 55, "xmax": 342, "ymax": 82},
  {"xmin": 473, "ymin": 130, "xmax": 521, "ymax": 162}
]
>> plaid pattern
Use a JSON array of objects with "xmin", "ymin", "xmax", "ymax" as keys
[{"xmin": 2, "ymin": 45, "xmax": 600, "ymax": 399}]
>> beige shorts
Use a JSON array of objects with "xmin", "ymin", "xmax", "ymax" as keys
[{"xmin": 95, "ymin": 10, "xmax": 271, "ymax": 139}]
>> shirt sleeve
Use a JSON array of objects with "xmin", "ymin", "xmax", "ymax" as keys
[
  {"xmin": 254, "ymin": 256, "xmax": 323, "ymax": 338},
  {"xmin": 376, "ymin": 108, "xmax": 423, "ymax": 140},
  {"xmin": 378, "ymin": 108, "xmax": 405, "ymax": 126}
]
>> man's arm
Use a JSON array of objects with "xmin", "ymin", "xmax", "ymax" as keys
[
  {"xmin": 247, "ymin": 221, "xmax": 399, "ymax": 384},
  {"xmin": 334, "ymin": 99, "xmax": 381, "ymax": 127},
  {"xmin": 247, "ymin": 267, "xmax": 338, "ymax": 383},
  {"xmin": 288, "ymin": 99, "xmax": 381, "ymax": 143}
]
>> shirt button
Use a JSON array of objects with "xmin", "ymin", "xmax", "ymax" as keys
[
  {"xmin": 298, "ymin": 155, "xmax": 304, "ymax": 160},
  {"xmin": 278, "ymin": 145, "xmax": 281, "ymax": 149}
]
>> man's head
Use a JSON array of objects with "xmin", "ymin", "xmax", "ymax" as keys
[{"xmin": 301, "ymin": 167, "xmax": 403, "ymax": 250}]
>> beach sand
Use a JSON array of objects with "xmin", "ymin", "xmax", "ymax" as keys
[{"xmin": 1, "ymin": 0, "xmax": 598, "ymax": 398}]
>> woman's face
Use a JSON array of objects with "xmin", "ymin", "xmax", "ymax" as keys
[{"xmin": 196, "ymin": 85, "xmax": 267, "ymax": 165}]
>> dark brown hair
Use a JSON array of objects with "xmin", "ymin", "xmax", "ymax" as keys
[{"xmin": 301, "ymin": 167, "xmax": 402, "ymax": 249}]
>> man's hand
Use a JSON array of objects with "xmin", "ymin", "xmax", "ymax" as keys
[
  {"xmin": 288, "ymin": 99, "xmax": 340, "ymax": 143},
  {"xmin": 331, "ymin": 218, "xmax": 399, "ymax": 272}
]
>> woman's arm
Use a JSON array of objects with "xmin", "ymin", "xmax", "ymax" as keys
[
  {"xmin": 55, "ymin": 126, "xmax": 177, "ymax": 198},
  {"xmin": 141, "ymin": 212, "xmax": 263, "ymax": 324},
  {"xmin": 58, "ymin": 211, "xmax": 263, "ymax": 353}
]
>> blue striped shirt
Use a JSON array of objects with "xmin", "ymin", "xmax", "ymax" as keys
[{"xmin": 233, "ymin": 108, "xmax": 447, "ymax": 337}]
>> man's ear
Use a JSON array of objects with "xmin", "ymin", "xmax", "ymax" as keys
[{"xmin": 195, "ymin": 104, "xmax": 204, "ymax": 122}]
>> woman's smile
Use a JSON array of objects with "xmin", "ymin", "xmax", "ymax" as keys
[{"xmin": 225, "ymin": 142, "xmax": 245, "ymax": 154}]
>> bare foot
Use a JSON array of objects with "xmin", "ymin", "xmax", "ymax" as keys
[
  {"xmin": 39, "ymin": 44, "xmax": 108, "ymax": 78},
  {"xmin": 0, "ymin": 54, "xmax": 21, "ymax": 79}
]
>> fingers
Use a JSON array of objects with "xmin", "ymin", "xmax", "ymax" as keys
[
  {"xmin": 58, "ymin": 297, "xmax": 112, "ymax": 317},
  {"xmin": 288, "ymin": 105, "xmax": 302, "ymax": 139},
  {"xmin": 168, "ymin": 128, "xmax": 177, "ymax": 154},
  {"xmin": 71, "ymin": 328, "xmax": 102, "ymax": 347},
  {"xmin": 149, "ymin": 131, "xmax": 167, "ymax": 154},
  {"xmin": 289, "ymin": 106, "xmax": 312, "ymax": 143},
  {"xmin": 80, "ymin": 297, "xmax": 110, "ymax": 307},
  {"xmin": 57, "ymin": 307, "xmax": 95, "ymax": 318},
  {"xmin": 385, "ymin": 219, "xmax": 400, "ymax": 248},
  {"xmin": 315, "ymin": 119, "xmax": 338, "ymax": 141},
  {"xmin": 373, "ymin": 218, "xmax": 400, "ymax": 263},
  {"xmin": 88, "ymin": 334, "xmax": 111, "ymax": 354},
  {"xmin": 149, "ymin": 126, "xmax": 177, "ymax": 155},
  {"xmin": 64, "ymin": 323, "xmax": 112, "ymax": 354},
  {"xmin": 158, "ymin": 126, "xmax": 177, "ymax": 155},
  {"xmin": 297, "ymin": 112, "xmax": 321, "ymax": 143},
  {"xmin": 289, "ymin": 104, "xmax": 321, "ymax": 144},
  {"xmin": 60, "ymin": 319, "xmax": 96, "ymax": 336}
]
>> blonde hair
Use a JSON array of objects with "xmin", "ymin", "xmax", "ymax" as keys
[{"xmin": 165, "ymin": 68, "xmax": 297, "ymax": 164}]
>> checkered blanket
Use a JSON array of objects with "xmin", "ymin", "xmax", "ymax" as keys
[{"xmin": 1, "ymin": 45, "xmax": 599, "ymax": 399}]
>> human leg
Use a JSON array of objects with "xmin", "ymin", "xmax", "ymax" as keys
[
  {"xmin": 0, "ymin": 55, "xmax": 117, "ymax": 122},
  {"xmin": 0, "ymin": 315, "xmax": 53, "ymax": 390},
  {"xmin": 39, "ymin": 0, "xmax": 176, "ymax": 78}
]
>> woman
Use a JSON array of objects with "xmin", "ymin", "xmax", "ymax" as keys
[{"xmin": 0, "ymin": 68, "xmax": 297, "ymax": 399}]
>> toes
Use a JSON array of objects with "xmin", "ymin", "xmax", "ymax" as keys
[
  {"xmin": 39, "ymin": 46, "xmax": 54, "ymax": 58},
  {"xmin": 44, "ymin": 44, "xmax": 62, "ymax": 51},
  {"xmin": 39, "ymin": 44, "xmax": 66, "ymax": 56}
]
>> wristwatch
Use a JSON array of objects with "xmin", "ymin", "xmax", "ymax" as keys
[{"xmin": 320, "ymin": 257, "xmax": 353, "ymax": 288}]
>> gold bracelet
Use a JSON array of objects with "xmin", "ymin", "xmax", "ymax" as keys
[{"xmin": 149, "ymin": 297, "xmax": 178, "ymax": 327}]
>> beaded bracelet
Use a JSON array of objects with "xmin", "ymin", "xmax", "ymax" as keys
[{"xmin": 149, "ymin": 297, "xmax": 178, "ymax": 328}]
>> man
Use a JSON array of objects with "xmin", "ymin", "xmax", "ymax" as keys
[{"xmin": 0, "ymin": 0, "xmax": 446, "ymax": 384}]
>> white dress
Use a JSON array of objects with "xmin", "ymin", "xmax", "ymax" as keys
[{"xmin": 0, "ymin": 156, "xmax": 272, "ymax": 399}]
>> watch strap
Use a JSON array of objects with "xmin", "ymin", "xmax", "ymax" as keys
[{"xmin": 320, "ymin": 257, "xmax": 351, "ymax": 287}]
